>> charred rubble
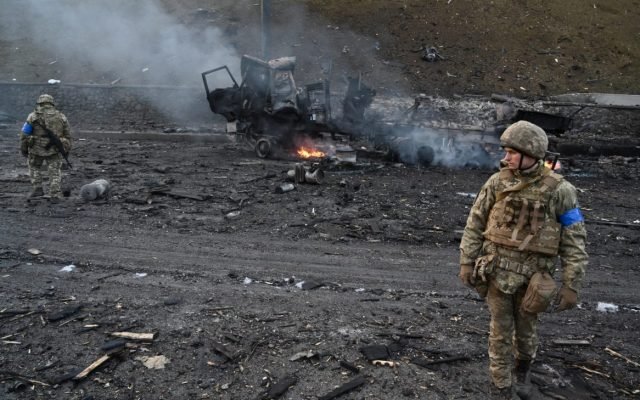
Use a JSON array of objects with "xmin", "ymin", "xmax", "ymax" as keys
[{"xmin": 202, "ymin": 54, "xmax": 640, "ymax": 171}]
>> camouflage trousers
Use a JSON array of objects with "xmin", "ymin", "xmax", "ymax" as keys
[
  {"xmin": 28, "ymin": 153, "xmax": 63, "ymax": 197},
  {"xmin": 486, "ymin": 278, "xmax": 538, "ymax": 388}
]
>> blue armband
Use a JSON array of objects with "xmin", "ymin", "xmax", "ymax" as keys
[
  {"xmin": 21, "ymin": 122, "xmax": 33, "ymax": 135},
  {"xmin": 559, "ymin": 208, "xmax": 584, "ymax": 227}
]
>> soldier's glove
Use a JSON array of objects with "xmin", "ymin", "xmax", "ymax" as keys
[
  {"xmin": 555, "ymin": 286, "xmax": 578, "ymax": 312},
  {"xmin": 459, "ymin": 264, "xmax": 475, "ymax": 288},
  {"xmin": 20, "ymin": 140, "xmax": 29, "ymax": 157}
]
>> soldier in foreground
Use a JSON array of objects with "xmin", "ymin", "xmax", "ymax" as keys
[
  {"xmin": 458, "ymin": 121, "xmax": 588, "ymax": 399},
  {"xmin": 19, "ymin": 94, "xmax": 72, "ymax": 200}
]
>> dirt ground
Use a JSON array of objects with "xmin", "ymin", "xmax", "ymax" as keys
[
  {"xmin": 0, "ymin": 131, "xmax": 639, "ymax": 399},
  {"xmin": 2, "ymin": 0, "xmax": 639, "ymax": 97},
  {"xmin": 1, "ymin": 1, "xmax": 640, "ymax": 400}
]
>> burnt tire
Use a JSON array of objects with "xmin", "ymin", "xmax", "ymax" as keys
[{"xmin": 255, "ymin": 138, "xmax": 272, "ymax": 158}]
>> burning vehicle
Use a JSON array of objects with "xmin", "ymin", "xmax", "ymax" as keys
[
  {"xmin": 202, "ymin": 55, "xmax": 375, "ymax": 160},
  {"xmin": 202, "ymin": 55, "xmax": 576, "ymax": 170},
  {"xmin": 201, "ymin": 55, "xmax": 491, "ymax": 167}
]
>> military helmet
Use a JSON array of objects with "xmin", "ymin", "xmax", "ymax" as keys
[
  {"xmin": 500, "ymin": 120, "xmax": 548, "ymax": 159},
  {"xmin": 37, "ymin": 94, "xmax": 55, "ymax": 106}
]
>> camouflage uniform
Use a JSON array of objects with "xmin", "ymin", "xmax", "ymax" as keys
[
  {"xmin": 20, "ymin": 94, "xmax": 72, "ymax": 198},
  {"xmin": 459, "ymin": 121, "xmax": 588, "ymax": 392}
]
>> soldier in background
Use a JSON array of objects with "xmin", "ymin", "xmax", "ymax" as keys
[
  {"xmin": 458, "ymin": 121, "xmax": 588, "ymax": 399},
  {"xmin": 19, "ymin": 94, "xmax": 72, "ymax": 200}
]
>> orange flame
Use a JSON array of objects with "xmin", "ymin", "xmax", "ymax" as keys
[
  {"xmin": 545, "ymin": 159, "xmax": 562, "ymax": 171},
  {"xmin": 297, "ymin": 146, "xmax": 325, "ymax": 159}
]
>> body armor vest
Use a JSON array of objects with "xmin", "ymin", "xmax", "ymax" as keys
[
  {"xmin": 484, "ymin": 168, "xmax": 563, "ymax": 256},
  {"xmin": 28, "ymin": 108, "xmax": 66, "ymax": 157}
]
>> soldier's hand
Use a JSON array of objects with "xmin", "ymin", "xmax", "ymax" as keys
[
  {"xmin": 555, "ymin": 286, "xmax": 577, "ymax": 311},
  {"xmin": 459, "ymin": 264, "xmax": 474, "ymax": 288}
]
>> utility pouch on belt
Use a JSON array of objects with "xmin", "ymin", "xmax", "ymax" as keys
[
  {"xmin": 472, "ymin": 255, "xmax": 495, "ymax": 298},
  {"xmin": 521, "ymin": 271, "xmax": 558, "ymax": 314}
]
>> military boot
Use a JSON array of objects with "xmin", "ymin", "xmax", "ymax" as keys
[
  {"xmin": 50, "ymin": 191, "xmax": 64, "ymax": 201},
  {"xmin": 514, "ymin": 359, "xmax": 532, "ymax": 399},
  {"xmin": 29, "ymin": 187, "xmax": 44, "ymax": 198},
  {"xmin": 489, "ymin": 384, "xmax": 513, "ymax": 400}
]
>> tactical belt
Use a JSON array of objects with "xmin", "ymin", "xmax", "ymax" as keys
[{"xmin": 496, "ymin": 257, "xmax": 538, "ymax": 278}]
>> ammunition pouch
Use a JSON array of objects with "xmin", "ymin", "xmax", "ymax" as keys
[
  {"xmin": 520, "ymin": 271, "xmax": 558, "ymax": 315},
  {"xmin": 472, "ymin": 255, "xmax": 496, "ymax": 298}
]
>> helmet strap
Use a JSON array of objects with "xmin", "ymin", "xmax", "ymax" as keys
[{"xmin": 518, "ymin": 151, "xmax": 524, "ymax": 170}]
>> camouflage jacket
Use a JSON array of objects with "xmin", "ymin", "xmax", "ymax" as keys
[
  {"xmin": 20, "ymin": 104, "xmax": 72, "ymax": 157},
  {"xmin": 460, "ymin": 162, "xmax": 587, "ymax": 292}
]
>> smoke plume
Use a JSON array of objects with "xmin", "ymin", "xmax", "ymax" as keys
[{"xmin": 2, "ymin": 0, "xmax": 239, "ymax": 87}]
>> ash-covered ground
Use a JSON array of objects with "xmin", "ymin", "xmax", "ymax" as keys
[{"xmin": 0, "ymin": 125, "xmax": 639, "ymax": 399}]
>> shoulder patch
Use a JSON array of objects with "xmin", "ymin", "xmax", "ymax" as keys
[
  {"xmin": 559, "ymin": 208, "xmax": 584, "ymax": 227},
  {"xmin": 21, "ymin": 122, "xmax": 33, "ymax": 135}
]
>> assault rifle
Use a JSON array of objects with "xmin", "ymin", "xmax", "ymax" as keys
[{"xmin": 37, "ymin": 122, "xmax": 73, "ymax": 169}]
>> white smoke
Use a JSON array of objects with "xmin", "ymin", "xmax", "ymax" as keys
[
  {"xmin": 2, "ymin": 0, "xmax": 239, "ymax": 87},
  {"xmin": 394, "ymin": 127, "xmax": 497, "ymax": 169}
]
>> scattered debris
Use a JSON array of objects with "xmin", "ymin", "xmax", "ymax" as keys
[
  {"xmin": 80, "ymin": 179, "xmax": 111, "ymax": 202},
  {"xmin": 275, "ymin": 183, "xmax": 296, "ymax": 194},
  {"xmin": 317, "ymin": 375, "xmax": 366, "ymax": 400},
  {"xmin": 289, "ymin": 350, "xmax": 317, "ymax": 362},
  {"xmin": 372, "ymin": 360, "xmax": 398, "ymax": 368},
  {"xmin": 551, "ymin": 339, "xmax": 591, "ymax": 346},
  {"xmin": 0, "ymin": 370, "xmax": 50, "ymax": 387},
  {"xmin": 339, "ymin": 360, "xmax": 360, "ymax": 373},
  {"xmin": 27, "ymin": 248, "xmax": 41, "ymax": 255},
  {"xmin": 360, "ymin": 344, "xmax": 390, "ymax": 361},
  {"xmin": 422, "ymin": 46, "xmax": 444, "ymax": 62},
  {"xmin": 411, "ymin": 355, "xmax": 471, "ymax": 369},
  {"xmin": 59, "ymin": 264, "xmax": 76, "ymax": 273},
  {"xmin": 571, "ymin": 364, "xmax": 610, "ymax": 379},
  {"xmin": 596, "ymin": 302, "xmax": 619, "ymax": 313},
  {"xmin": 297, "ymin": 279, "xmax": 324, "ymax": 290},
  {"xmin": 604, "ymin": 347, "xmax": 640, "ymax": 368},
  {"xmin": 138, "ymin": 355, "xmax": 170, "ymax": 369},
  {"xmin": 73, "ymin": 354, "xmax": 112, "ymax": 380},
  {"xmin": 287, "ymin": 164, "xmax": 325, "ymax": 184},
  {"xmin": 109, "ymin": 331, "xmax": 157, "ymax": 341},
  {"xmin": 257, "ymin": 375, "xmax": 298, "ymax": 400},
  {"xmin": 47, "ymin": 304, "xmax": 82, "ymax": 322},
  {"xmin": 100, "ymin": 339, "xmax": 127, "ymax": 353}
]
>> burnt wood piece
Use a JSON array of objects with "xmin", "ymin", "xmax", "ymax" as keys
[
  {"xmin": 257, "ymin": 375, "xmax": 298, "ymax": 399},
  {"xmin": 0, "ymin": 309, "xmax": 33, "ymax": 319},
  {"xmin": 301, "ymin": 280, "xmax": 324, "ymax": 290},
  {"xmin": 211, "ymin": 341, "xmax": 238, "ymax": 361},
  {"xmin": 109, "ymin": 332, "xmax": 157, "ymax": 341},
  {"xmin": 318, "ymin": 375, "xmax": 366, "ymax": 400},
  {"xmin": 100, "ymin": 339, "xmax": 127, "ymax": 353},
  {"xmin": 359, "ymin": 344, "xmax": 389, "ymax": 361},
  {"xmin": 73, "ymin": 354, "xmax": 111, "ymax": 380},
  {"xmin": 411, "ymin": 355, "xmax": 471, "ymax": 369},
  {"xmin": 47, "ymin": 304, "xmax": 82, "ymax": 322},
  {"xmin": 339, "ymin": 360, "xmax": 360, "ymax": 373}
]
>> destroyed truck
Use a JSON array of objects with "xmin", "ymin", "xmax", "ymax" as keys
[{"xmin": 201, "ymin": 55, "xmax": 375, "ymax": 158}]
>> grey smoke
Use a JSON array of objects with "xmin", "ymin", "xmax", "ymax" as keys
[
  {"xmin": 2, "ymin": 0, "xmax": 239, "ymax": 87},
  {"xmin": 394, "ymin": 127, "xmax": 496, "ymax": 169}
]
